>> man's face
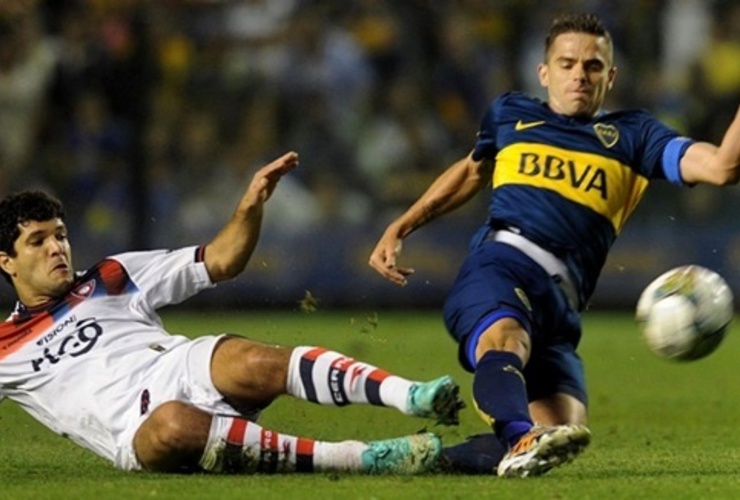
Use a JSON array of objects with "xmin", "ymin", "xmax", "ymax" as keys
[
  {"xmin": 538, "ymin": 32, "xmax": 617, "ymax": 117},
  {"xmin": 0, "ymin": 219, "xmax": 74, "ymax": 306}
]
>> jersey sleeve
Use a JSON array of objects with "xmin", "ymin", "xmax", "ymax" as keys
[
  {"xmin": 638, "ymin": 114, "xmax": 695, "ymax": 184},
  {"xmin": 472, "ymin": 98, "xmax": 501, "ymax": 161},
  {"xmin": 108, "ymin": 246, "xmax": 214, "ymax": 310}
]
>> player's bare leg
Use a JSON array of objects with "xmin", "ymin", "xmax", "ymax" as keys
[
  {"xmin": 211, "ymin": 337, "xmax": 463, "ymax": 425},
  {"xmin": 133, "ymin": 401, "xmax": 441, "ymax": 474},
  {"xmin": 470, "ymin": 319, "xmax": 590, "ymax": 477},
  {"xmin": 208, "ymin": 337, "xmax": 293, "ymax": 410},
  {"xmin": 439, "ymin": 393, "xmax": 587, "ymax": 474},
  {"xmin": 529, "ymin": 393, "xmax": 587, "ymax": 426},
  {"xmin": 133, "ymin": 401, "xmax": 212, "ymax": 471}
]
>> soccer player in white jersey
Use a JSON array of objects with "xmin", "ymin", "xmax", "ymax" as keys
[{"xmin": 0, "ymin": 151, "xmax": 463, "ymax": 474}]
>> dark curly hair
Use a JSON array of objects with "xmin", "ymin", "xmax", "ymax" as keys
[
  {"xmin": 545, "ymin": 13, "xmax": 612, "ymax": 59},
  {"xmin": 0, "ymin": 191, "xmax": 66, "ymax": 282}
]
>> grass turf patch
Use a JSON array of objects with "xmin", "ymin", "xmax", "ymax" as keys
[{"xmin": 2, "ymin": 310, "xmax": 739, "ymax": 499}]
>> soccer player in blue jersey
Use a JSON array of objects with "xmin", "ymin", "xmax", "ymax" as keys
[{"xmin": 369, "ymin": 13, "xmax": 740, "ymax": 477}]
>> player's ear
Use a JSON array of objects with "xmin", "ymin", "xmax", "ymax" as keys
[
  {"xmin": 0, "ymin": 252, "xmax": 15, "ymax": 277},
  {"xmin": 607, "ymin": 66, "xmax": 618, "ymax": 90},
  {"xmin": 537, "ymin": 63, "xmax": 549, "ymax": 88}
]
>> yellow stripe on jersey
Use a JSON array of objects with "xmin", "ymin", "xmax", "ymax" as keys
[{"xmin": 494, "ymin": 143, "xmax": 649, "ymax": 232}]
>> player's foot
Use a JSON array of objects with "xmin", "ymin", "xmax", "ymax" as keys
[
  {"xmin": 361, "ymin": 433, "xmax": 442, "ymax": 474},
  {"xmin": 497, "ymin": 424, "xmax": 591, "ymax": 478},
  {"xmin": 406, "ymin": 375, "xmax": 465, "ymax": 425}
]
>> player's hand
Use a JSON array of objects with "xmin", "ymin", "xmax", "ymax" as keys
[
  {"xmin": 368, "ymin": 234, "xmax": 415, "ymax": 286},
  {"xmin": 244, "ymin": 151, "xmax": 299, "ymax": 207}
]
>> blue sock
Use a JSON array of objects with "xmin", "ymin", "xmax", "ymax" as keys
[
  {"xmin": 473, "ymin": 350, "xmax": 533, "ymax": 446},
  {"xmin": 441, "ymin": 433, "xmax": 507, "ymax": 474},
  {"xmin": 501, "ymin": 420, "xmax": 533, "ymax": 446}
]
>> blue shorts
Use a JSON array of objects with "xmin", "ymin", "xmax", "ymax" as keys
[{"xmin": 442, "ymin": 240, "xmax": 587, "ymax": 405}]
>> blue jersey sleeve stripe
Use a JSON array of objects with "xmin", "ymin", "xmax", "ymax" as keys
[{"xmin": 662, "ymin": 137, "xmax": 694, "ymax": 185}]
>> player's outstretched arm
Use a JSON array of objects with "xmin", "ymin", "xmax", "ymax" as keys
[
  {"xmin": 369, "ymin": 153, "xmax": 492, "ymax": 286},
  {"xmin": 680, "ymin": 104, "xmax": 740, "ymax": 186},
  {"xmin": 205, "ymin": 151, "xmax": 299, "ymax": 283}
]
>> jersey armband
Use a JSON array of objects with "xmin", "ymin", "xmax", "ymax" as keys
[{"xmin": 662, "ymin": 137, "xmax": 694, "ymax": 185}]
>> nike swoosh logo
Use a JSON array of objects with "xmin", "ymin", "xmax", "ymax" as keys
[{"xmin": 515, "ymin": 120, "xmax": 546, "ymax": 131}]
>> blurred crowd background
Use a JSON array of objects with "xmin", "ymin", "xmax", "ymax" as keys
[{"xmin": 0, "ymin": 0, "xmax": 739, "ymax": 308}]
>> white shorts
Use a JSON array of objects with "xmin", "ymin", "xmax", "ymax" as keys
[{"xmin": 115, "ymin": 334, "xmax": 246, "ymax": 470}]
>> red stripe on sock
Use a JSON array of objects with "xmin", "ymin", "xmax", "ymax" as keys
[
  {"xmin": 295, "ymin": 437, "xmax": 315, "ymax": 472},
  {"xmin": 334, "ymin": 356, "xmax": 354, "ymax": 371},
  {"xmin": 226, "ymin": 418, "xmax": 248, "ymax": 445},
  {"xmin": 303, "ymin": 347, "xmax": 327, "ymax": 361},
  {"xmin": 297, "ymin": 437, "xmax": 315, "ymax": 456},
  {"xmin": 368, "ymin": 368, "xmax": 391, "ymax": 383},
  {"xmin": 261, "ymin": 428, "xmax": 279, "ymax": 451}
]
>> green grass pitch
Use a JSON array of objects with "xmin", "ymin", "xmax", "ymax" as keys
[{"xmin": 2, "ymin": 310, "xmax": 740, "ymax": 499}]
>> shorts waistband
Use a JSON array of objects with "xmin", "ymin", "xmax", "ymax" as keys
[{"xmin": 490, "ymin": 230, "xmax": 579, "ymax": 310}]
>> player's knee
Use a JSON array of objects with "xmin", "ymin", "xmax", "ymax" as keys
[
  {"xmin": 474, "ymin": 317, "xmax": 531, "ymax": 362},
  {"xmin": 148, "ymin": 401, "xmax": 194, "ymax": 443},
  {"xmin": 136, "ymin": 401, "xmax": 206, "ymax": 471}
]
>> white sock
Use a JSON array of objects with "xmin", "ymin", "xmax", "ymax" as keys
[
  {"xmin": 198, "ymin": 414, "xmax": 368, "ymax": 473},
  {"xmin": 285, "ymin": 346, "xmax": 414, "ymax": 413}
]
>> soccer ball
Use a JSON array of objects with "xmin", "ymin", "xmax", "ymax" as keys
[{"xmin": 635, "ymin": 265, "xmax": 734, "ymax": 361}]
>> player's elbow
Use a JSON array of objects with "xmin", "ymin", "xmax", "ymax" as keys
[
  {"xmin": 206, "ymin": 261, "xmax": 243, "ymax": 283},
  {"xmin": 708, "ymin": 165, "xmax": 740, "ymax": 186},
  {"xmin": 716, "ymin": 176, "xmax": 740, "ymax": 187},
  {"xmin": 681, "ymin": 143, "xmax": 740, "ymax": 186},
  {"xmin": 691, "ymin": 158, "xmax": 740, "ymax": 187},
  {"xmin": 204, "ymin": 245, "xmax": 249, "ymax": 283}
]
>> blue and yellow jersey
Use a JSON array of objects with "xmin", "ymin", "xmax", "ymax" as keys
[{"xmin": 472, "ymin": 92, "xmax": 693, "ymax": 307}]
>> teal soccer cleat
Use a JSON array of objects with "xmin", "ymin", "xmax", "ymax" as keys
[
  {"xmin": 406, "ymin": 375, "xmax": 465, "ymax": 425},
  {"xmin": 361, "ymin": 433, "xmax": 442, "ymax": 474}
]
